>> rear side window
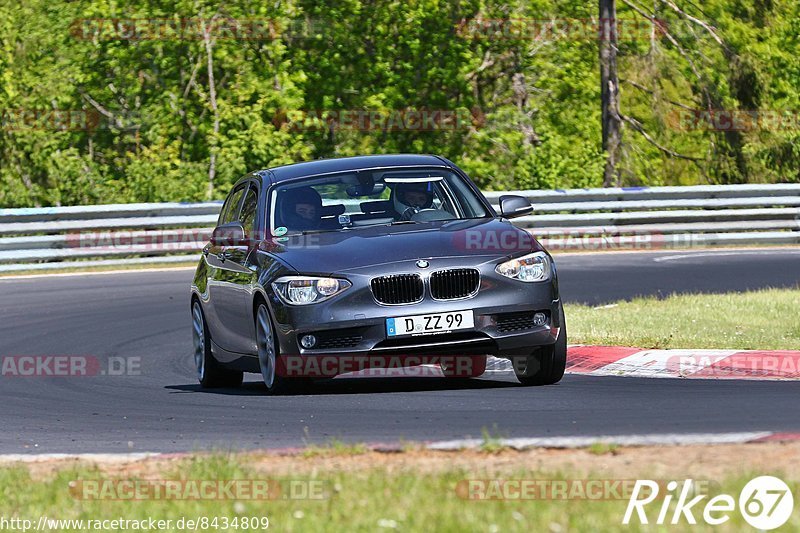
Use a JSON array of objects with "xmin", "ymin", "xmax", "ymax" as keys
[
  {"xmin": 240, "ymin": 185, "xmax": 259, "ymax": 238},
  {"xmin": 219, "ymin": 186, "xmax": 246, "ymax": 225}
]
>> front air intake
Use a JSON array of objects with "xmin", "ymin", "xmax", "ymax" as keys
[
  {"xmin": 371, "ymin": 274, "xmax": 424, "ymax": 304},
  {"xmin": 429, "ymin": 268, "xmax": 480, "ymax": 300}
]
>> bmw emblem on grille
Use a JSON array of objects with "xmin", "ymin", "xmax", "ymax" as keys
[{"xmin": 416, "ymin": 259, "xmax": 430, "ymax": 269}]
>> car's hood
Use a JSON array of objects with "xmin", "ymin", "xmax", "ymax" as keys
[{"xmin": 259, "ymin": 218, "xmax": 543, "ymax": 274}]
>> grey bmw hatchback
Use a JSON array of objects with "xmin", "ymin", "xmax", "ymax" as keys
[{"xmin": 191, "ymin": 154, "xmax": 566, "ymax": 394}]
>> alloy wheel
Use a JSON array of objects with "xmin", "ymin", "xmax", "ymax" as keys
[
  {"xmin": 256, "ymin": 305, "xmax": 276, "ymax": 388},
  {"xmin": 192, "ymin": 302, "xmax": 206, "ymax": 381}
]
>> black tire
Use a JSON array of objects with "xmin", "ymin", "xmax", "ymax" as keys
[
  {"xmin": 192, "ymin": 300, "xmax": 243, "ymax": 388},
  {"xmin": 255, "ymin": 302, "xmax": 308, "ymax": 395},
  {"xmin": 512, "ymin": 306, "xmax": 567, "ymax": 386}
]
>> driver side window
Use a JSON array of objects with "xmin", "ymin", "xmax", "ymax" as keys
[{"xmin": 429, "ymin": 184, "xmax": 450, "ymax": 213}]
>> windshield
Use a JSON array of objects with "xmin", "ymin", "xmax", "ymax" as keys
[{"xmin": 269, "ymin": 167, "xmax": 491, "ymax": 234}]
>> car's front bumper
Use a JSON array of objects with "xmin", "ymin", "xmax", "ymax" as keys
[{"xmin": 267, "ymin": 257, "xmax": 562, "ymax": 371}]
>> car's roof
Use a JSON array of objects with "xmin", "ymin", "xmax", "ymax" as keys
[{"xmin": 261, "ymin": 154, "xmax": 451, "ymax": 183}]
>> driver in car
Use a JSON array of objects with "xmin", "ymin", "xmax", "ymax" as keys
[
  {"xmin": 279, "ymin": 187, "xmax": 322, "ymax": 231},
  {"xmin": 392, "ymin": 182, "xmax": 434, "ymax": 221}
]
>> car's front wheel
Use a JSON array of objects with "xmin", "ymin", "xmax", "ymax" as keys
[
  {"xmin": 512, "ymin": 306, "xmax": 567, "ymax": 386},
  {"xmin": 256, "ymin": 302, "xmax": 306, "ymax": 395},
  {"xmin": 192, "ymin": 300, "xmax": 243, "ymax": 388}
]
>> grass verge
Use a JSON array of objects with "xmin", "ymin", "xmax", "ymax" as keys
[
  {"xmin": 301, "ymin": 438, "xmax": 368, "ymax": 458},
  {"xmin": 1, "ymin": 446, "xmax": 798, "ymax": 532},
  {"xmin": 565, "ymin": 288, "xmax": 800, "ymax": 350}
]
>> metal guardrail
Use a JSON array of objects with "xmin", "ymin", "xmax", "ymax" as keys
[
  {"xmin": 482, "ymin": 183, "xmax": 800, "ymax": 202},
  {"xmin": 0, "ymin": 184, "xmax": 798, "ymax": 272}
]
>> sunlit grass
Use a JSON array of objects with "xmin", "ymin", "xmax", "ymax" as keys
[
  {"xmin": 301, "ymin": 438, "xmax": 368, "ymax": 458},
  {"xmin": 566, "ymin": 288, "xmax": 800, "ymax": 350},
  {"xmin": 0, "ymin": 456, "xmax": 797, "ymax": 532}
]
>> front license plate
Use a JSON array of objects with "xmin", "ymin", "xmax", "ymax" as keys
[{"xmin": 386, "ymin": 310, "xmax": 474, "ymax": 337}]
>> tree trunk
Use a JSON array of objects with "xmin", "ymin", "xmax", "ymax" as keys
[
  {"xmin": 600, "ymin": 0, "xmax": 622, "ymax": 187},
  {"xmin": 203, "ymin": 20, "xmax": 220, "ymax": 200}
]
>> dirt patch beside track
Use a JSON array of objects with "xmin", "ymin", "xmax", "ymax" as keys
[{"xmin": 7, "ymin": 441, "xmax": 800, "ymax": 481}]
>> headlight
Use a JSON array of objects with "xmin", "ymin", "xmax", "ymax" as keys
[
  {"xmin": 496, "ymin": 252, "xmax": 550, "ymax": 282},
  {"xmin": 272, "ymin": 276, "xmax": 351, "ymax": 305}
]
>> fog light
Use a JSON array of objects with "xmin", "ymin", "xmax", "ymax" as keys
[
  {"xmin": 300, "ymin": 335, "xmax": 316, "ymax": 349},
  {"xmin": 532, "ymin": 312, "xmax": 547, "ymax": 327}
]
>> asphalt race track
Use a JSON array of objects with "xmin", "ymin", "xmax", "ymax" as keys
[{"xmin": 1, "ymin": 248, "xmax": 798, "ymax": 453}]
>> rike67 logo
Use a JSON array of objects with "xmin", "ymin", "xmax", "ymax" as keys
[{"xmin": 623, "ymin": 476, "xmax": 794, "ymax": 529}]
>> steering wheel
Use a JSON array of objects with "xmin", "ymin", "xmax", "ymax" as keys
[
  {"xmin": 400, "ymin": 207, "xmax": 419, "ymax": 221},
  {"xmin": 402, "ymin": 207, "xmax": 442, "ymax": 222}
]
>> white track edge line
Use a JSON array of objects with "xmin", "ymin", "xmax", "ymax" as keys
[
  {"xmin": 0, "ymin": 432, "xmax": 783, "ymax": 461},
  {"xmin": 0, "ymin": 452, "xmax": 163, "ymax": 463},
  {"xmin": 425, "ymin": 432, "xmax": 776, "ymax": 450},
  {"xmin": 0, "ymin": 266, "xmax": 196, "ymax": 281}
]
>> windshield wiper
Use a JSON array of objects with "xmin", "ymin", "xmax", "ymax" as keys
[
  {"xmin": 286, "ymin": 220, "xmax": 417, "ymax": 235},
  {"xmin": 356, "ymin": 220, "xmax": 418, "ymax": 228},
  {"xmin": 282, "ymin": 228, "xmax": 337, "ymax": 236}
]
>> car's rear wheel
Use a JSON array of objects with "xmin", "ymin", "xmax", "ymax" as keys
[
  {"xmin": 192, "ymin": 300, "xmax": 243, "ymax": 388},
  {"xmin": 512, "ymin": 306, "xmax": 567, "ymax": 386}
]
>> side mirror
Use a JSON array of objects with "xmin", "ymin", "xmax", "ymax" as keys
[
  {"xmin": 210, "ymin": 222, "xmax": 247, "ymax": 246},
  {"xmin": 499, "ymin": 195, "xmax": 533, "ymax": 219}
]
